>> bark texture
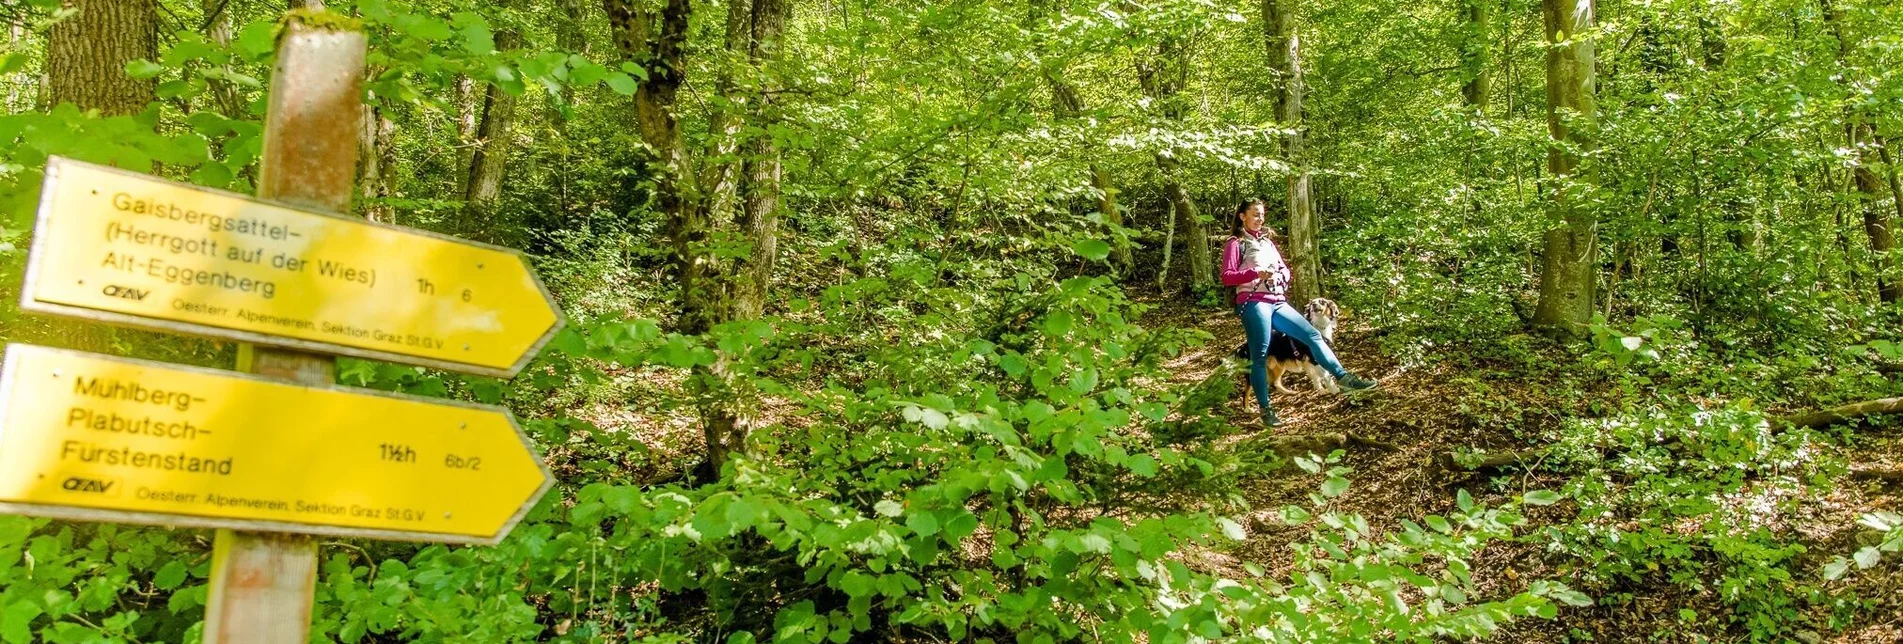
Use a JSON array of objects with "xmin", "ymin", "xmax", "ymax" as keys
[
  {"xmin": 1820, "ymin": 0, "xmax": 1897, "ymax": 302},
  {"xmin": 358, "ymin": 105, "xmax": 398, "ymax": 223},
  {"xmin": 1531, "ymin": 0, "xmax": 1599, "ymax": 335},
  {"xmin": 605, "ymin": 0, "xmax": 787, "ymax": 476},
  {"xmin": 1263, "ymin": 0, "xmax": 1320, "ymax": 307},
  {"xmin": 47, "ymin": 0, "xmax": 157, "ymax": 116},
  {"xmin": 201, "ymin": 0, "xmax": 248, "ymax": 119},
  {"xmin": 461, "ymin": 25, "xmax": 523, "ymax": 240},
  {"xmin": 729, "ymin": 0, "xmax": 788, "ymax": 320},
  {"xmin": 1460, "ymin": 0, "xmax": 1491, "ymax": 111}
]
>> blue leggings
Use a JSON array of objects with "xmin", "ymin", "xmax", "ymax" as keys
[{"xmin": 1237, "ymin": 301, "xmax": 1347, "ymax": 413}]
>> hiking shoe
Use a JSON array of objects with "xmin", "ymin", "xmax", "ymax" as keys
[
  {"xmin": 1337, "ymin": 373, "xmax": 1378, "ymax": 392},
  {"xmin": 1261, "ymin": 409, "xmax": 1281, "ymax": 428}
]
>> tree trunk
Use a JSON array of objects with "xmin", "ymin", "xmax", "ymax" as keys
[
  {"xmin": 730, "ymin": 0, "xmax": 788, "ymax": 320},
  {"xmin": 461, "ymin": 21, "xmax": 523, "ymax": 241},
  {"xmin": 1137, "ymin": 38, "xmax": 1212, "ymax": 296},
  {"xmin": 358, "ymin": 104, "xmax": 397, "ymax": 223},
  {"xmin": 607, "ymin": 0, "xmax": 794, "ymax": 477},
  {"xmin": 1531, "ymin": 0, "xmax": 1599, "ymax": 336},
  {"xmin": 200, "ymin": 0, "xmax": 249, "ymax": 119},
  {"xmin": 1459, "ymin": 0, "xmax": 1491, "ymax": 112},
  {"xmin": 1263, "ymin": 0, "xmax": 1320, "ymax": 306},
  {"xmin": 6, "ymin": 20, "xmax": 25, "ymax": 111},
  {"xmin": 1089, "ymin": 164, "xmax": 1133, "ymax": 273},
  {"xmin": 1820, "ymin": 0, "xmax": 1897, "ymax": 302},
  {"xmin": 46, "ymin": 0, "xmax": 156, "ymax": 116},
  {"xmin": 1157, "ymin": 197, "xmax": 1178, "ymax": 293}
]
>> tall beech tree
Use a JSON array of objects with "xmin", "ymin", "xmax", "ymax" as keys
[
  {"xmin": 603, "ymin": 0, "xmax": 787, "ymax": 472},
  {"xmin": 1532, "ymin": 0, "xmax": 1599, "ymax": 334},
  {"xmin": 1263, "ymin": 0, "xmax": 1319, "ymax": 306}
]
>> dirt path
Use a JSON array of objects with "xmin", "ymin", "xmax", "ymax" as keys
[{"xmin": 1140, "ymin": 296, "xmax": 1903, "ymax": 644}]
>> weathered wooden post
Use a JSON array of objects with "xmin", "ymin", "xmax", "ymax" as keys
[{"xmin": 204, "ymin": 15, "xmax": 364, "ymax": 643}]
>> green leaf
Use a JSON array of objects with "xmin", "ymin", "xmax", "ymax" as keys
[
  {"xmin": 1218, "ymin": 518, "xmax": 1245, "ymax": 541},
  {"xmin": 155, "ymin": 560, "xmax": 189, "ymax": 590},
  {"xmin": 2, "ymin": 601, "xmax": 42, "ymax": 644},
  {"xmin": 1823, "ymin": 558, "xmax": 1851, "ymax": 580},
  {"xmin": 1854, "ymin": 546, "xmax": 1882, "ymax": 569},
  {"xmin": 906, "ymin": 512, "xmax": 940, "ymax": 536},
  {"xmin": 874, "ymin": 500, "xmax": 903, "ymax": 518},
  {"xmin": 605, "ymin": 72, "xmax": 639, "ymax": 96},
  {"xmin": 124, "ymin": 59, "xmax": 165, "ymax": 79},
  {"xmin": 1321, "ymin": 476, "xmax": 1349, "ymax": 498},
  {"xmin": 1550, "ymin": 589, "xmax": 1594, "ymax": 607},
  {"xmin": 1042, "ymin": 311, "xmax": 1074, "ymax": 336},
  {"xmin": 0, "ymin": 53, "xmax": 28, "ymax": 76},
  {"xmin": 456, "ymin": 14, "xmax": 496, "ymax": 55},
  {"xmin": 1126, "ymin": 453, "xmax": 1157, "ymax": 477},
  {"xmin": 234, "ymin": 21, "xmax": 281, "ymax": 59},
  {"xmin": 1071, "ymin": 239, "xmax": 1111, "ymax": 261},
  {"xmin": 942, "ymin": 512, "xmax": 980, "ymax": 542},
  {"xmin": 1522, "ymin": 490, "xmax": 1563, "ymax": 506}
]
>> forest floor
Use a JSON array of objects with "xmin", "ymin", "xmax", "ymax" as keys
[{"xmin": 1136, "ymin": 296, "xmax": 1903, "ymax": 644}]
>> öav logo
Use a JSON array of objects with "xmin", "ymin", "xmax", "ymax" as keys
[
  {"xmin": 61, "ymin": 476, "xmax": 119, "ymax": 495},
  {"xmin": 101, "ymin": 284, "xmax": 150, "ymax": 301}
]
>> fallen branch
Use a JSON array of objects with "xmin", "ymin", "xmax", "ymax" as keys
[
  {"xmin": 1778, "ymin": 397, "xmax": 1903, "ymax": 430},
  {"xmin": 1256, "ymin": 433, "xmax": 1400, "ymax": 458},
  {"xmin": 1434, "ymin": 447, "xmax": 1549, "ymax": 474},
  {"xmin": 1850, "ymin": 467, "xmax": 1903, "ymax": 483}
]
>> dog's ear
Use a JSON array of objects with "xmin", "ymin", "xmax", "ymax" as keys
[{"xmin": 1327, "ymin": 300, "xmax": 1340, "ymax": 318}]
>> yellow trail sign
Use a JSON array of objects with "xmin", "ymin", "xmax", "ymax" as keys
[
  {"xmin": 0, "ymin": 344, "xmax": 552, "ymax": 544},
  {"xmin": 22, "ymin": 157, "xmax": 563, "ymax": 377}
]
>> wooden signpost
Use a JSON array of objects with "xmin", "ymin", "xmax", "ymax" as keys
[{"xmin": 0, "ymin": 15, "xmax": 557, "ymax": 643}]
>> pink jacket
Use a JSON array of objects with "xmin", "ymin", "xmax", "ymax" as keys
[{"xmin": 1221, "ymin": 230, "xmax": 1290, "ymax": 305}]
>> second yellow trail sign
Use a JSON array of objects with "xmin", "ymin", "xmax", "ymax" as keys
[{"xmin": 0, "ymin": 343, "xmax": 552, "ymax": 544}]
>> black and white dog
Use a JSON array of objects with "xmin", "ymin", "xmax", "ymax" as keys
[{"xmin": 1232, "ymin": 298, "xmax": 1342, "ymax": 393}]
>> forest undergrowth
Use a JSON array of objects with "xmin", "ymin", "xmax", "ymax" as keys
[{"xmin": 1137, "ymin": 295, "xmax": 1903, "ymax": 644}]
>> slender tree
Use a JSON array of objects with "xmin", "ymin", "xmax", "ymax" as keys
[
  {"xmin": 1821, "ymin": 0, "xmax": 1897, "ymax": 302},
  {"xmin": 460, "ymin": 2, "xmax": 523, "ymax": 239},
  {"xmin": 1138, "ymin": 37, "xmax": 1213, "ymax": 296},
  {"xmin": 605, "ymin": 0, "xmax": 787, "ymax": 474},
  {"xmin": 730, "ymin": 0, "xmax": 788, "ymax": 320},
  {"xmin": 1262, "ymin": 0, "xmax": 1320, "ymax": 306},
  {"xmin": 1531, "ymin": 0, "xmax": 1599, "ymax": 334},
  {"xmin": 1459, "ymin": 0, "xmax": 1491, "ymax": 112}
]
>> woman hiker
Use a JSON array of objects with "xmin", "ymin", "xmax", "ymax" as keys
[{"xmin": 1220, "ymin": 199, "xmax": 1376, "ymax": 427}]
